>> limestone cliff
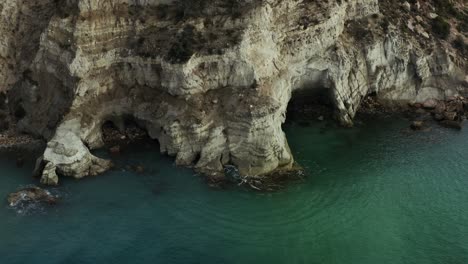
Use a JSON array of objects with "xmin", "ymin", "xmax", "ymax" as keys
[{"xmin": 0, "ymin": 0, "xmax": 467, "ymax": 184}]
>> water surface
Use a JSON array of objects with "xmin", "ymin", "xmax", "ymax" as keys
[{"xmin": 1, "ymin": 116, "xmax": 468, "ymax": 264}]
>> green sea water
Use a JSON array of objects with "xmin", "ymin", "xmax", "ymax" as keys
[{"xmin": 1, "ymin": 116, "xmax": 468, "ymax": 264}]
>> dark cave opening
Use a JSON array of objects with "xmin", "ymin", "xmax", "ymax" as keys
[
  {"xmin": 13, "ymin": 104, "xmax": 26, "ymax": 120},
  {"xmin": 101, "ymin": 115, "xmax": 150, "ymax": 146},
  {"xmin": 286, "ymin": 87, "xmax": 335, "ymax": 126}
]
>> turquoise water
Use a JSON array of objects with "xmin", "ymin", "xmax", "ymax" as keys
[{"xmin": 1, "ymin": 116, "xmax": 468, "ymax": 264}]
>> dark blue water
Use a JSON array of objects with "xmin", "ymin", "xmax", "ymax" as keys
[{"xmin": 1, "ymin": 116, "xmax": 468, "ymax": 264}]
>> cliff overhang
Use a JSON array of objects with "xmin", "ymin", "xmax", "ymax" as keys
[{"xmin": 0, "ymin": 0, "xmax": 466, "ymax": 184}]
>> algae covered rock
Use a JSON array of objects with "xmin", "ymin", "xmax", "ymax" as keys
[{"xmin": 7, "ymin": 186, "xmax": 59, "ymax": 214}]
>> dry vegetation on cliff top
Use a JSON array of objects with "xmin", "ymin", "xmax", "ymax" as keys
[{"xmin": 379, "ymin": 0, "xmax": 467, "ymax": 58}]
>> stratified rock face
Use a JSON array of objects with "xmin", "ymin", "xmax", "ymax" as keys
[{"xmin": 0, "ymin": 0, "xmax": 467, "ymax": 184}]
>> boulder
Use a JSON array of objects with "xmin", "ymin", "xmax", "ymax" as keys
[
  {"xmin": 440, "ymin": 120, "xmax": 462, "ymax": 130},
  {"xmin": 7, "ymin": 186, "xmax": 57, "ymax": 208},
  {"xmin": 446, "ymin": 100, "xmax": 463, "ymax": 113},
  {"xmin": 415, "ymin": 108, "xmax": 426, "ymax": 114},
  {"xmin": 415, "ymin": 24, "xmax": 430, "ymax": 39},
  {"xmin": 434, "ymin": 113, "xmax": 444, "ymax": 121},
  {"xmin": 446, "ymin": 96, "xmax": 457, "ymax": 102},
  {"xmin": 422, "ymin": 99, "xmax": 438, "ymax": 109},
  {"xmin": 407, "ymin": 20, "xmax": 415, "ymax": 31},
  {"xmin": 443, "ymin": 111, "xmax": 457, "ymax": 121},
  {"xmin": 109, "ymin": 145, "xmax": 121, "ymax": 155},
  {"xmin": 134, "ymin": 165, "xmax": 145, "ymax": 174},
  {"xmin": 415, "ymin": 1, "xmax": 421, "ymax": 10},
  {"xmin": 403, "ymin": 2, "xmax": 411, "ymax": 12},
  {"xmin": 434, "ymin": 101, "xmax": 446, "ymax": 114},
  {"xmin": 411, "ymin": 121, "xmax": 424, "ymax": 130}
]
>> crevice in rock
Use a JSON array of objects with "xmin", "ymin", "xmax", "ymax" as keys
[{"xmin": 193, "ymin": 152, "xmax": 202, "ymax": 166}]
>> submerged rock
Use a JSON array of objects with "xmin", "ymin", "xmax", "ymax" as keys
[
  {"xmin": 15, "ymin": 157, "xmax": 24, "ymax": 168},
  {"xmin": 440, "ymin": 120, "xmax": 463, "ymax": 130},
  {"xmin": 135, "ymin": 165, "xmax": 145, "ymax": 174},
  {"xmin": 7, "ymin": 186, "xmax": 58, "ymax": 212},
  {"xmin": 109, "ymin": 145, "xmax": 121, "ymax": 156},
  {"xmin": 410, "ymin": 121, "xmax": 425, "ymax": 130},
  {"xmin": 221, "ymin": 164, "xmax": 305, "ymax": 191}
]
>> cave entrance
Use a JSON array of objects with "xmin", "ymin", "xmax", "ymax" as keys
[
  {"xmin": 101, "ymin": 115, "xmax": 149, "ymax": 146},
  {"xmin": 99, "ymin": 116, "xmax": 164, "ymax": 180},
  {"xmin": 286, "ymin": 69, "xmax": 336, "ymax": 125},
  {"xmin": 286, "ymin": 86, "xmax": 335, "ymax": 126}
]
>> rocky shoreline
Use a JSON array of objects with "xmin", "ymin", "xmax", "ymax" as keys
[
  {"xmin": 2, "ymin": 93, "xmax": 468, "ymax": 189},
  {"xmin": 358, "ymin": 95, "xmax": 468, "ymax": 130},
  {"xmin": 0, "ymin": 125, "xmax": 45, "ymax": 168},
  {"xmin": 0, "ymin": 108, "xmax": 45, "ymax": 156},
  {"xmin": 0, "ymin": 131, "xmax": 45, "ymax": 153},
  {"xmin": 99, "ymin": 122, "xmax": 306, "ymax": 192},
  {"xmin": 408, "ymin": 96, "xmax": 467, "ymax": 130},
  {"xmin": 2, "ymin": 95, "xmax": 468, "ymax": 201},
  {"xmin": 202, "ymin": 94, "xmax": 468, "ymax": 191}
]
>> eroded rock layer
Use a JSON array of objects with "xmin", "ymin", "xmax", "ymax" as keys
[{"xmin": 1, "ymin": 0, "xmax": 467, "ymax": 184}]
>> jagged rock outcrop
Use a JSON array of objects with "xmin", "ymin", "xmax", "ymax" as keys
[
  {"xmin": 0, "ymin": 0, "xmax": 467, "ymax": 184},
  {"xmin": 7, "ymin": 186, "xmax": 58, "ymax": 215}
]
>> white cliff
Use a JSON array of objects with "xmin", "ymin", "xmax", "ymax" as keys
[{"xmin": 0, "ymin": 0, "xmax": 466, "ymax": 184}]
